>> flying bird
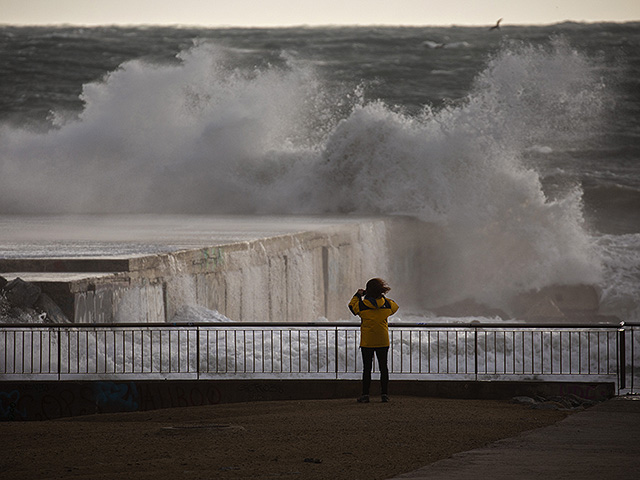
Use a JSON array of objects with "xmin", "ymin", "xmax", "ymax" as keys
[{"xmin": 490, "ymin": 18, "xmax": 503, "ymax": 31}]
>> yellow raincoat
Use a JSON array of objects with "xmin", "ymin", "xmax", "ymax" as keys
[{"xmin": 349, "ymin": 294, "xmax": 399, "ymax": 347}]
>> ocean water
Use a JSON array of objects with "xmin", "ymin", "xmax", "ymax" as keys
[{"xmin": 0, "ymin": 23, "xmax": 639, "ymax": 322}]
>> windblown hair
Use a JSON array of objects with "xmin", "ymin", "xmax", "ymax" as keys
[{"xmin": 365, "ymin": 278, "xmax": 391, "ymax": 298}]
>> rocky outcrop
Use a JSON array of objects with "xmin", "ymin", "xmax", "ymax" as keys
[
  {"xmin": 0, "ymin": 276, "xmax": 70, "ymax": 323},
  {"xmin": 34, "ymin": 292, "xmax": 71, "ymax": 324},
  {"xmin": 4, "ymin": 277, "xmax": 42, "ymax": 308}
]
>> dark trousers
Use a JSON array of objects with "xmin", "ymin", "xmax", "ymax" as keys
[{"xmin": 360, "ymin": 346, "xmax": 389, "ymax": 395}]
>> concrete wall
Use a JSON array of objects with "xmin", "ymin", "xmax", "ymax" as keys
[
  {"xmin": 60, "ymin": 217, "xmax": 423, "ymax": 324},
  {"xmin": 4, "ymin": 216, "xmax": 608, "ymax": 324},
  {"xmin": 0, "ymin": 380, "xmax": 615, "ymax": 421}
]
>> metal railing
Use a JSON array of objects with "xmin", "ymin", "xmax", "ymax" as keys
[{"xmin": 1, "ymin": 322, "xmax": 637, "ymax": 393}]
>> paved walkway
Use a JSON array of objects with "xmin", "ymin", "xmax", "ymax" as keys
[{"xmin": 389, "ymin": 396, "xmax": 640, "ymax": 479}]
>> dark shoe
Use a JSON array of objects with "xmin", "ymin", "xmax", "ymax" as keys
[
  {"xmin": 381, "ymin": 394, "xmax": 389, "ymax": 403},
  {"xmin": 357, "ymin": 395, "xmax": 370, "ymax": 403}
]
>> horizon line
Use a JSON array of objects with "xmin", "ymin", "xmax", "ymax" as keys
[{"xmin": 1, "ymin": 19, "xmax": 639, "ymax": 29}]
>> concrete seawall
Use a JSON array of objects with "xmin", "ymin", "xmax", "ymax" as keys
[
  {"xmin": 0, "ymin": 215, "xmax": 610, "ymax": 324},
  {"xmin": 0, "ymin": 216, "xmax": 427, "ymax": 324},
  {"xmin": 0, "ymin": 380, "xmax": 615, "ymax": 421}
]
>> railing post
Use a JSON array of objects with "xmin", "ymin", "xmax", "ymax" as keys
[
  {"xmin": 196, "ymin": 326, "xmax": 200, "ymax": 381},
  {"xmin": 474, "ymin": 327, "xmax": 478, "ymax": 382},
  {"xmin": 57, "ymin": 328, "xmax": 62, "ymax": 381},
  {"xmin": 334, "ymin": 327, "xmax": 339, "ymax": 380},
  {"xmin": 632, "ymin": 327, "xmax": 635, "ymax": 394},
  {"xmin": 618, "ymin": 322, "xmax": 626, "ymax": 392}
]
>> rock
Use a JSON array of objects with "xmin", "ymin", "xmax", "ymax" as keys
[
  {"xmin": 3, "ymin": 278, "xmax": 41, "ymax": 308},
  {"xmin": 1, "ymin": 278, "xmax": 69, "ymax": 323},
  {"xmin": 1, "ymin": 292, "xmax": 10, "ymax": 316},
  {"xmin": 34, "ymin": 293, "xmax": 71, "ymax": 324},
  {"xmin": 547, "ymin": 396, "xmax": 573, "ymax": 409},
  {"xmin": 565, "ymin": 394, "xmax": 597, "ymax": 408},
  {"xmin": 7, "ymin": 306, "xmax": 45, "ymax": 323},
  {"xmin": 564, "ymin": 394, "xmax": 586, "ymax": 407},
  {"xmin": 513, "ymin": 394, "xmax": 602, "ymax": 411}
]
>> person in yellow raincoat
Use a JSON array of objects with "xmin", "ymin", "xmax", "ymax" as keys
[{"xmin": 348, "ymin": 278, "xmax": 399, "ymax": 403}]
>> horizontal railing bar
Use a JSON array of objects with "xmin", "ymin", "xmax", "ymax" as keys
[{"xmin": 0, "ymin": 321, "xmax": 629, "ymax": 329}]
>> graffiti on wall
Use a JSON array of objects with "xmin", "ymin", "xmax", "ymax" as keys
[
  {"xmin": 0, "ymin": 381, "xmax": 222, "ymax": 421},
  {"xmin": 238, "ymin": 382, "xmax": 285, "ymax": 402},
  {"xmin": 94, "ymin": 382, "xmax": 139, "ymax": 413},
  {"xmin": 0, "ymin": 390, "xmax": 27, "ymax": 420}
]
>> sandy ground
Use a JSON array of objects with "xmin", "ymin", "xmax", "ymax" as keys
[{"xmin": 1, "ymin": 396, "xmax": 569, "ymax": 480}]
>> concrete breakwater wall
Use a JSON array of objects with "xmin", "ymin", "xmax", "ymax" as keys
[
  {"xmin": 1, "ymin": 217, "xmax": 426, "ymax": 324},
  {"xmin": 1, "ymin": 215, "xmax": 609, "ymax": 324}
]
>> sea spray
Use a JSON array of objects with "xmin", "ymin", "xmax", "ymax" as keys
[
  {"xmin": 596, "ymin": 233, "xmax": 640, "ymax": 322},
  {"xmin": 0, "ymin": 42, "xmax": 333, "ymax": 213},
  {"xmin": 312, "ymin": 38, "xmax": 607, "ymax": 309},
  {"xmin": 0, "ymin": 37, "xmax": 611, "ymax": 312}
]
